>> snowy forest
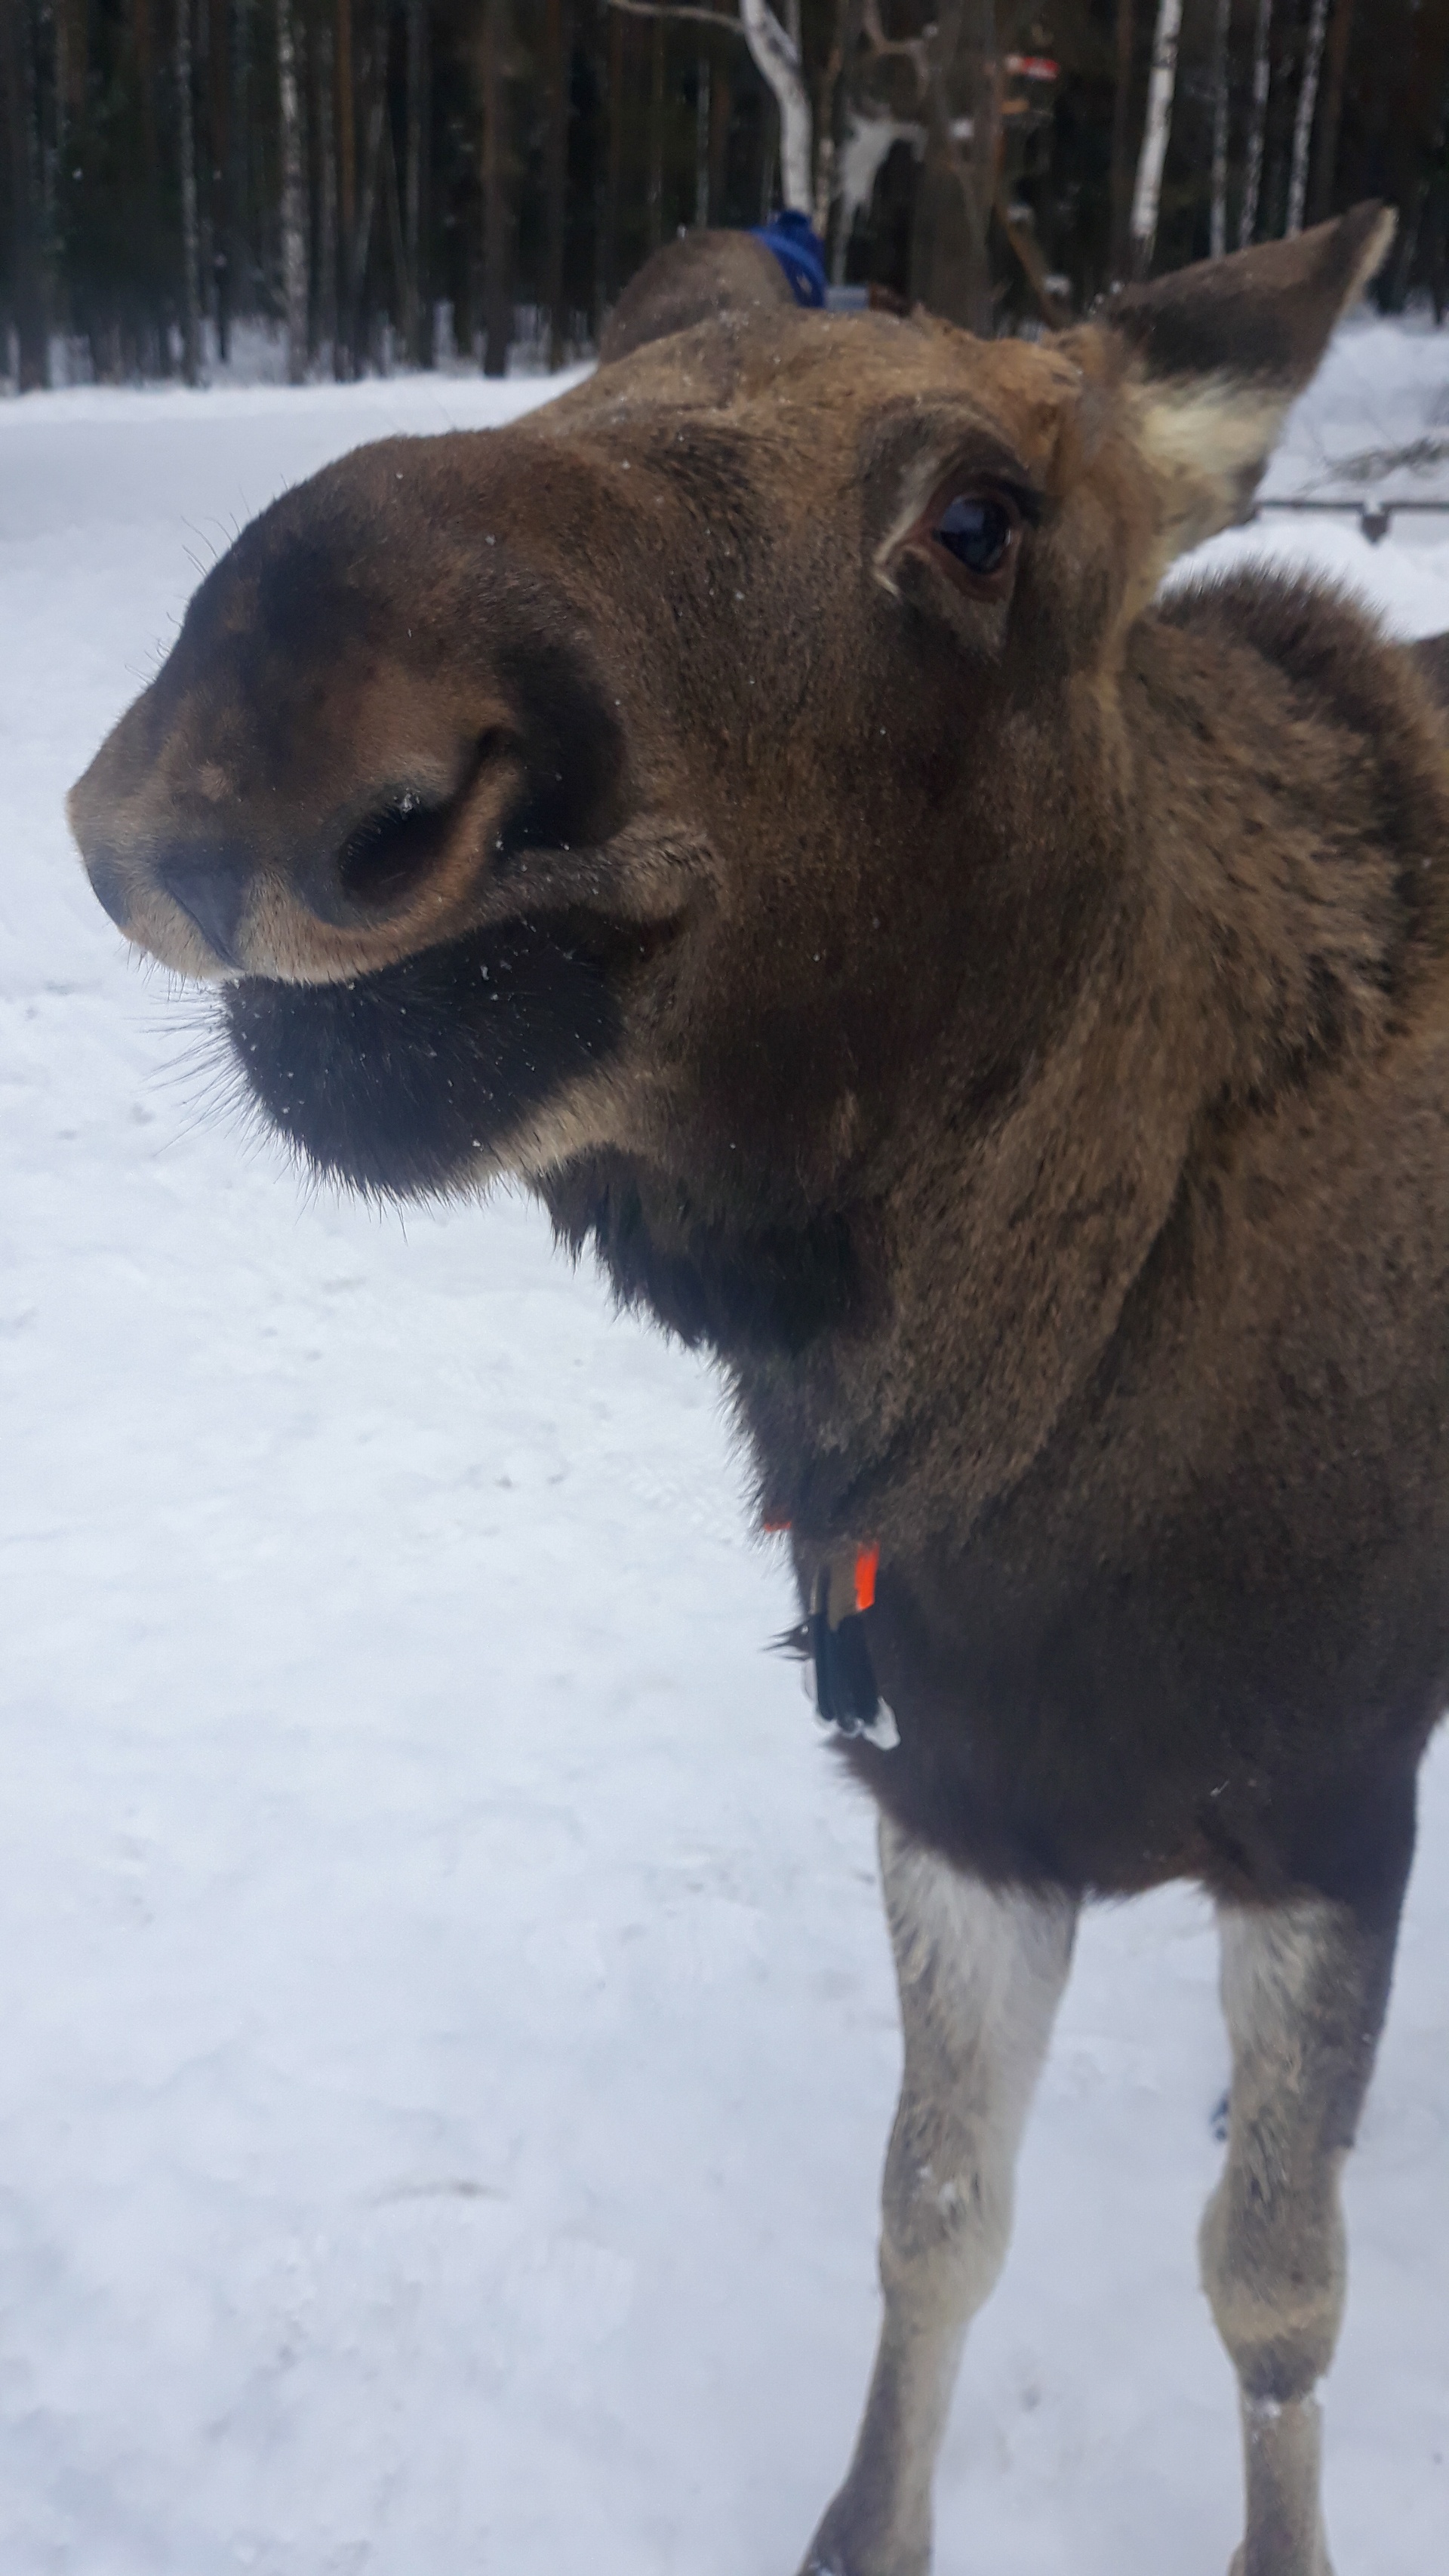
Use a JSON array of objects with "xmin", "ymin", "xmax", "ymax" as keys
[{"xmin": 0, "ymin": 0, "xmax": 1444, "ymax": 389}]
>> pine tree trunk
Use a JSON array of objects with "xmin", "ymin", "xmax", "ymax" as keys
[
  {"xmin": 383, "ymin": 99, "xmax": 408, "ymax": 360},
  {"xmin": 543, "ymin": 0, "xmax": 566, "ymax": 367},
  {"xmin": 317, "ymin": 17, "xmax": 339, "ymax": 358},
  {"xmin": 1109, "ymin": 0, "xmax": 1134, "ymax": 280},
  {"xmin": 134, "ymin": 0, "xmax": 158, "ymax": 192},
  {"xmin": 334, "ymin": 0, "xmax": 355, "ymax": 368},
  {"xmin": 481, "ymin": 0, "xmax": 510, "ymax": 376},
  {"xmin": 276, "ymin": 0, "xmax": 307, "ymax": 380},
  {"xmin": 708, "ymin": 34, "xmax": 729, "ymax": 225},
  {"xmin": 176, "ymin": 0, "xmax": 202, "ymax": 379},
  {"xmin": 1285, "ymin": 0, "xmax": 1329, "ymax": 234},
  {"xmin": 56, "ymin": 0, "xmax": 86, "ymax": 143},
  {"xmin": 605, "ymin": 5, "xmax": 620, "ymax": 309},
  {"xmin": 910, "ymin": 0, "xmax": 995, "ymax": 337},
  {"xmin": 1310, "ymin": 0, "xmax": 1352, "ymax": 222},
  {"xmin": 1238, "ymin": 0, "xmax": 1272, "ymax": 247},
  {"xmin": 1127, "ymin": 0, "xmax": 1183, "ymax": 278},
  {"xmin": 405, "ymin": 0, "xmax": 426, "ymax": 362},
  {"xmin": 648, "ymin": 14, "xmax": 663, "ymax": 252},
  {"xmin": 694, "ymin": 50, "xmax": 709, "ymax": 229},
  {"xmin": 1, "ymin": 0, "xmax": 47, "ymax": 386},
  {"xmin": 1208, "ymin": 0, "xmax": 1230, "ymax": 257},
  {"xmin": 231, "ymin": 0, "xmax": 250, "ymax": 328},
  {"xmin": 208, "ymin": 0, "xmax": 231, "ymax": 363},
  {"xmin": 352, "ymin": 75, "xmax": 385, "ymax": 360}
]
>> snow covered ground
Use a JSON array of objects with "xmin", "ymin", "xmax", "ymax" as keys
[{"xmin": 3, "ymin": 316, "xmax": 1447, "ymax": 2576}]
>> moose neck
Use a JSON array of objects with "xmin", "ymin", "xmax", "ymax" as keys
[{"xmin": 549, "ymin": 581, "xmax": 1434, "ymax": 1550}]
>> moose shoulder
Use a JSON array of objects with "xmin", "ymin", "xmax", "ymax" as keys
[{"xmin": 70, "ymin": 206, "xmax": 1447, "ymax": 2576}]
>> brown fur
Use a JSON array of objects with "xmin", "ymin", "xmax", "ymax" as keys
[
  {"xmin": 598, "ymin": 226, "xmax": 795, "ymax": 365},
  {"xmin": 68, "ymin": 205, "xmax": 1447, "ymax": 2570}
]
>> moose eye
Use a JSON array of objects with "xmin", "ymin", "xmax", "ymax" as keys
[{"xmin": 931, "ymin": 491, "xmax": 1018, "ymax": 582}]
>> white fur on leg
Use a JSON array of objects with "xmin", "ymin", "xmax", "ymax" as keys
[
  {"xmin": 1203, "ymin": 1894, "xmax": 1401, "ymax": 2576},
  {"xmin": 798, "ymin": 1822, "xmax": 1078, "ymax": 2576}
]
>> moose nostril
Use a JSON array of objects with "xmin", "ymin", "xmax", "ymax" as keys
[
  {"xmin": 158, "ymin": 848, "xmax": 254, "ymax": 969},
  {"xmin": 336, "ymin": 791, "xmax": 450, "ymax": 913}
]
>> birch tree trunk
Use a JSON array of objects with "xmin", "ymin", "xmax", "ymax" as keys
[
  {"xmin": 1238, "ymin": 0, "xmax": 1272, "ymax": 247},
  {"xmin": 276, "ymin": 0, "xmax": 307, "ymax": 380},
  {"xmin": 176, "ymin": 0, "xmax": 202, "ymax": 380},
  {"xmin": 739, "ymin": 0, "xmax": 811, "ymax": 215},
  {"xmin": 1208, "ymin": 0, "xmax": 1230, "ymax": 257},
  {"xmin": 1127, "ymin": 0, "xmax": 1183, "ymax": 278},
  {"xmin": 1286, "ymin": 0, "xmax": 1329, "ymax": 233}
]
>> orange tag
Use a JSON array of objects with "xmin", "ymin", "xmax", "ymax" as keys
[{"xmin": 853, "ymin": 1543, "xmax": 880, "ymax": 1614}]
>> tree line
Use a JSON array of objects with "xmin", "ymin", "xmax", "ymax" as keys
[{"xmin": 1, "ymin": 0, "xmax": 1444, "ymax": 391}]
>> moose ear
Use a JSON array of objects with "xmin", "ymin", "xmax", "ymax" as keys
[
  {"xmin": 598, "ymin": 229, "xmax": 795, "ymax": 365},
  {"xmin": 1091, "ymin": 203, "xmax": 1395, "ymax": 559}
]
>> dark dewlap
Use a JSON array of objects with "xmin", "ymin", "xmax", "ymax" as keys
[{"xmin": 224, "ymin": 916, "xmax": 628, "ymax": 1197}]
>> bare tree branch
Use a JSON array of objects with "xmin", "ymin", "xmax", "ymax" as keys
[{"xmin": 605, "ymin": 0, "xmax": 750, "ymax": 38}]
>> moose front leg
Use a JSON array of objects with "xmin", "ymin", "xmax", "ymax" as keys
[
  {"xmin": 798, "ymin": 1818, "xmax": 1078, "ymax": 2576},
  {"xmin": 1200, "ymin": 1888, "xmax": 1407, "ymax": 2576}
]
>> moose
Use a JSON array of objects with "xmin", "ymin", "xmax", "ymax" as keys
[{"xmin": 69, "ymin": 202, "xmax": 1449, "ymax": 2574}]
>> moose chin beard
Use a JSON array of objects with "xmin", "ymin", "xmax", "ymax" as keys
[{"xmin": 220, "ymin": 909, "xmax": 647, "ymax": 1199}]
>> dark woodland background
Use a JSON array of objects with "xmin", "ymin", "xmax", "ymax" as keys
[{"xmin": 0, "ymin": 0, "xmax": 1444, "ymax": 389}]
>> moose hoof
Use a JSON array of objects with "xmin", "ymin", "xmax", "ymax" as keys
[
  {"xmin": 1229, "ymin": 2550, "xmax": 1336, "ymax": 2576},
  {"xmin": 795, "ymin": 2504, "xmax": 930, "ymax": 2576}
]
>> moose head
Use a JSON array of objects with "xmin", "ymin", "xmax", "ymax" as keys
[{"xmin": 70, "ymin": 209, "xmax": 1391, "ymax": 1235}]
